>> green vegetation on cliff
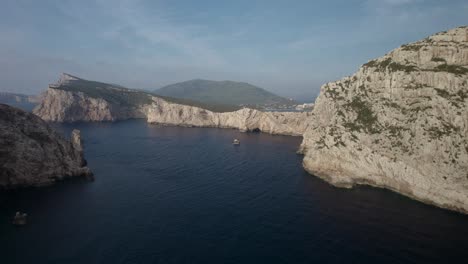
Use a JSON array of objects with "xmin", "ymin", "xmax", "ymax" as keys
[
  {"xmin": 343, "ymin": 96, "xmax": 380, "ymax": 133},
  {"xmin": 364, "ymin": 58, "xmax": 418, "ymax": 73},
  {"xmin": 55, "ymin": 79, "xmax": 153, "ymax": 106},
  {"xmin": 51, "ymin": 76, "xmax": 241, "ymax": 112},
  {"xmin": 154, "ymin": 79, "xmax": 294, "ymax": 106}
]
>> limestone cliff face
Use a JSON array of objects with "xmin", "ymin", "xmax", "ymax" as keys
[
  {"xmin": 147, "ymin": 97, "xmax": 311, "ymax": 136},
  {"xmin": 34, "ymin": 88, "xmax": 148, "ymax": 122},
  {"xmin": 34, "ymin": 74, "xmax": 311, "ymax": 136},
  {"xmin": 0, "ymin": 104, "xmax": 92, "ymax": 189},
  {"xmin": 300, "ymin": 27, "xmax": 468, "ymax": 213}
]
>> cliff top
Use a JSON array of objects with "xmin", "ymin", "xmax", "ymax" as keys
[{"xmin": 360, "ymin": 26, "xmax": 468, "ymax": 75}]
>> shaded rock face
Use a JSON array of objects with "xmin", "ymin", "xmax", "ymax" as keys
[
  {"xmin": 0, "ymin": 104, "xmax": 92, "ymax": 189},
  {"xmin": 300, "ymin": 27, "xmax": 468, "ymax": 213}
]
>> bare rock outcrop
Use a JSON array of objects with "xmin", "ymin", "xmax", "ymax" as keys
[
  {"xmin": 0, "ymin": 104, "xmax": 92, "ymax": 188},
  {"xmin": 146, "ymin": 97, "xmax": 311, "ymax": 136},
  {"xmin": 300, "ymin": 26, "xmax": 468, "ymax": 213},
  {"xmin": 33, "ymin": 87, "xmax": 148, "ymax": 122}
]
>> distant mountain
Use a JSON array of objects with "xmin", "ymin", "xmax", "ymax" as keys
[{"xmin": 153, "ymin": 79, "xmax": 295, "ymax": 107}]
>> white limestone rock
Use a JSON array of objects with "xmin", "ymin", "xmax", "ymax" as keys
[
  {"xmin": 34, "ymin": 84, "xmax": 311, "ymax": 136},
  {"xmin": 33, "ymin": 88, "xmax": 148, "ymax": 122},
  {"xmin": 146, "ymin": 97, "xmax": 311, "ymax": 136},
  {"xmin": 300, "ymin": 26, "xmax": 468, "ymax": 213}
]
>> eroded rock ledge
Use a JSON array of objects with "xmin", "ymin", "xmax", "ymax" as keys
[{"xmin": 0, "ymin": 104, "xmax": 92, "ymax": 188}]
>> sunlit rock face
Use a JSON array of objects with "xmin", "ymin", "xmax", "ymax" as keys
[
  {"xmin": 33, "ymin": 86, "xmax": 148, "ymax": 122},
  {"xmin": 146, "ymin": 97, "xmax": 312, "ymax": 136},
  {"xmin": 0, "ymin": 104, "xmax": 92, "ymax": 188},
  {"xmin": 300, "ymin": 26, "xmax": 468, "ymax": 213}
]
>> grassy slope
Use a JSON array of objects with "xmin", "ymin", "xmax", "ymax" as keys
[{"xmin": 154, "ymin": 79, "xmax": 294, "ymax": 106}]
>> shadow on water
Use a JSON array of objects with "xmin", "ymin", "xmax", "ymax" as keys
[{"xmin": 1, "ymin": 119, "xmax": 467, "ymax": 264}]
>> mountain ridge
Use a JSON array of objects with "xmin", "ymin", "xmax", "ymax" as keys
[{"xmin": 153, "ymin": 79, "xmax": 295, "ymax": 107}]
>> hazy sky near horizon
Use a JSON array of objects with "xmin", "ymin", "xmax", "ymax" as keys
[{"xmin": 1, "ymin": 0, "xmax": 467, "ymax": 100}]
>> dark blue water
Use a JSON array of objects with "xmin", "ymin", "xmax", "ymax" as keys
[{"xmin": 1, "ymin": 120, "xmax": 467, "ymax": 264}]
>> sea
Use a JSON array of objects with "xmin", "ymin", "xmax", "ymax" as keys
[{"xmin": 1, "ymin": 114, "xmax": 467, "ymax": 263}]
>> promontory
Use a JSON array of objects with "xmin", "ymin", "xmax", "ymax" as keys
[{"xmin": 0, "ymin": 104, "xmax": 92, "ymax": 188}]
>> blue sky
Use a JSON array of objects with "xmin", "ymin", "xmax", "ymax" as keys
[{"xmin": 1, "ymin": 0, "xmax": 467, "ymax": 100}]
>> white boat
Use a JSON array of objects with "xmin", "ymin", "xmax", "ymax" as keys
[{"xmin": 233, "ymin": 139, "xmax": 240, "ymax": 145}]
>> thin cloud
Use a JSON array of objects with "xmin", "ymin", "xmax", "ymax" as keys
[
  {"xmin": 0, "ymin": 0, "xmax": 466, "ymax": 100},
  {"xmin": 95, "ymin": 0, "xmax": 227, "ymax": 68}
]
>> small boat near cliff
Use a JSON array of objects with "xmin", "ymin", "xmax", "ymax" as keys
[{"xmin": 233, "ymin": 139, "xmax": 240, "ymax": 145}]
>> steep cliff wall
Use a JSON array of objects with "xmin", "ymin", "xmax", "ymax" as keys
[
  {"xmin": 300, "ymin": 27, "xmax": 468, "ymax": 213},
  {"xmin": 34, "ymin": 88, "xmax": 148, "ymax": 122},
  {"xmin": 0, "ymin": 104, "xmax": 92, "ymax": 188},
  {"xmin": 147, "ymin": 97, "xmax": 311, "ymax": 136}
]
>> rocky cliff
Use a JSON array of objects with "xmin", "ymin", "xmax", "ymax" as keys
[
  {"xmin": 147, "ymin": 97, "xmax": 311, "ymax": 136},
  {"xmin": 34, "ymin": 88, "xmax": 148, "ymax": 122},
  {"xmin": 33, "ymin": 74, "xmax": 150, "ymax": 122},
  {"xmin": 0, "ymin": 104, "xmax": 92, "ymax": 188},
  {"xmin": 300, "ymin": 26, "xmax": 468, "ymax": 213},
  {"xmin": 34, "ymin": 74, "xmax": 311, "ymax": 136}
]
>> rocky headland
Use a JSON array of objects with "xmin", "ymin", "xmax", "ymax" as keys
[
  {"xmin": 34, "ymin": 74, "xmax": 312, "ymax": 136},
  {"xmin": 0, "ymin": 104, "xmax": 92, "ymax": 188},
  {"xmin": 300, "ymin": 26, "xmax": 468, "ymax": 213},
  {"xmin": 146, "ymin": 97, "xmax": 311, "ymax": 136}
]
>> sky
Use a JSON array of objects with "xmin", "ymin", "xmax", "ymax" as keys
[{"xmin": 0, "ymin": 0, "xmax": 467, "ymax": 101}]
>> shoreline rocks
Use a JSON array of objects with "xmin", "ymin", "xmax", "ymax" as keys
[{"xmin": 0, "ymin": 104, "xmax": 93, "ymax": 189}]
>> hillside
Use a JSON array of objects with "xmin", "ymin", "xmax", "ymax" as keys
[{"xmin": 154, "ymin": 79, "xmax": 295, "ymax": 107}]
